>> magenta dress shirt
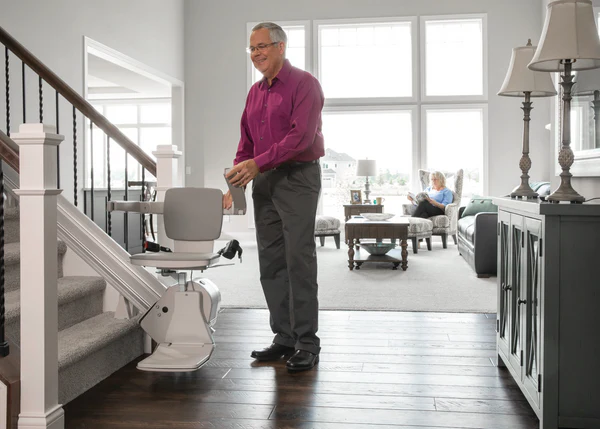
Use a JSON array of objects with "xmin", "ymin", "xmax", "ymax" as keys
[{"xmin": 234, "ymin": 60, "xmax": 325, "ymax": 172}]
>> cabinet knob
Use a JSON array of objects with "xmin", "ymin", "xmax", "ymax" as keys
[
  {"xmin": 518, "ymin": 299, "xmax": 527, "ymax": 305},
  {"xmin": 503, "ymin": 285, "xmax": 512, "ymax": 291}
]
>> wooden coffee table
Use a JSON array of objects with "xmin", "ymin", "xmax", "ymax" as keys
[{"xmin": 345, "ymin": 216, "xmax": 409, "ymax": 271}]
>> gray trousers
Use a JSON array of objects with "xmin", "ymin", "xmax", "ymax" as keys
[{"xmin": 252, "ymin": 162, "xmax": 321, "ymax": 354}]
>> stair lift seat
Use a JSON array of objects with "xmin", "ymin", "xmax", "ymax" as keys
[{"xmin": 108, "ymin": 184, "xmax": 246, "ymax": 372}]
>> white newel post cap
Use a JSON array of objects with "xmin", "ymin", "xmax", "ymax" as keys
[
  {"xmin": 153, "ymin": 144, "xmax": 182, "ymax": 159},
  {"xmin": 12, "ymin": 123, "xmax": 64, "ymax": 192}
]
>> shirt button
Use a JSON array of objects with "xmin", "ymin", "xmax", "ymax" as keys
[
  {"xmin": 264, "ymin": 104, "xmax": 267, "ymax": 107},
  {"xmin": 261, "ymin": 120, "xmax": 264, "ymax": 123},
  {"xmin": 260, "ymin": 136, "xmax": 263, "ymax": 140}
]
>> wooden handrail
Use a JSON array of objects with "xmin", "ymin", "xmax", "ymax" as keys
[
  {"xmin": 0, "ymin": 26, "xmax": 156, "ymax": 177},
  {"xmin": 0, "ymin": 130, "xmax": 19, "ymax": 173}
]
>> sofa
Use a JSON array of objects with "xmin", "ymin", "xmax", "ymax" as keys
[
  {"xmin": 457, "ymin": 183, "xmax": 551, "ymax": 278},
  {"xmin": 457, "ymin": 199, "xmax": 498, "ymax": 278}
]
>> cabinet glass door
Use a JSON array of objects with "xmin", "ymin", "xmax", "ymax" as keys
[
  {"xmin": 523, "ymin": 217, "xmax": 542, "ymax": 404},
  {"xmin": 497, "ymin": 211, "xmax": 511, "ymax": 358},
  {"xmin": 509, "ymin": 214, "xmax": 524, "ymax": 372}
]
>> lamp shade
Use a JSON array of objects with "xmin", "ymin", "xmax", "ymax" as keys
[
  {"xmin": 529, "ymin": 0, "xmax": 600, "ymax": 72},
  {"xmin": 498, "ymin": 41, "xmax": 557, "ymax": 97},
  {"xmin": 572, "ymin": 68, "xmax": 600, "ymax": 95},
  {"xmin": 356, "ymin": 159, "xmax": 376, "ymax": 176}
]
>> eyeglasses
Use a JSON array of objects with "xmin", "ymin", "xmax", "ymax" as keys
[{"xmin": 246, "ymin": 42, "xmax": 278, "ymax": 54}]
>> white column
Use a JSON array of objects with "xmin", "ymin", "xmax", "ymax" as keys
[
  {"xmin": 152, "ymin": 145, "xmax": 182, "ymax": 250},
  {"xmin": 13, "ymin": 124, "xmax": 64, "ymax": 429}
]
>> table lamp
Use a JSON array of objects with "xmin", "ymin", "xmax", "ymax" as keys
[
  {"xmin": 528, "ymin": 0, "xmax": 600, "ymax": 203},
  {"xmin": 356, "ymin": 159, "xmax": 377, "ymax": 203},
  {"xmin": 498, "ymin": 40, "xmax": 557, "ymax": 199}
]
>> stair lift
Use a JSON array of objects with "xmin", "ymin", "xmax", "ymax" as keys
[{"xmin": 107, "ymin": 181, "xmax": 246, "ymax": 372}]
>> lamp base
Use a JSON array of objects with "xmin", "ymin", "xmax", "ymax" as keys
[
  {"xmin": 510, "ymin": 182, "xmax": 538, "ymax": 199},
  {"xmin": 547, "ymin": 176, "xmax": 585, "ymax": 204}
]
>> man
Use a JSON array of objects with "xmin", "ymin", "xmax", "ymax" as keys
[{"xmin": 222, "ymin": 22, "xmax": 324, "ymax": 372}]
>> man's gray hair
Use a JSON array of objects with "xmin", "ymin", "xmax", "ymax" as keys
[{"xmin": 252, "ymin": 22, "xmax": 288, "ymax": 45}]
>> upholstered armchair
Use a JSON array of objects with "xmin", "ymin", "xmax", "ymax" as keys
[{"xmin": 402, "ymin": 169, "xmax": 464, "ymax": 248}]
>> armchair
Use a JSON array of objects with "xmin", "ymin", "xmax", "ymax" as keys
[{"xmin": 402, "ymin": 169, "xmax": 464, "ymax": 248}]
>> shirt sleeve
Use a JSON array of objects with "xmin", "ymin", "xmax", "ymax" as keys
[
  {"xmin": 234, "ymin": 97, "xmax": 254, "ymax": 166},
  {"xmin": 440, "ymin": 189, "xmax": 453, "ymax": 206},
  {"xmin": 253, "ymin": 75, "xmax": 324, "ymax": 171}
]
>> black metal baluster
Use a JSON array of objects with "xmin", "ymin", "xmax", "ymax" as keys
[
  {"xmin": 90, "ymin": 121, "xmax": 94, "ymax": 221},
  {"xmin": 21, "ymin": 62, "xmax": 25, "ymax": 124},
  {"xmin": 0, "ymin": 161, "xmax": 9, "ymax": 357},
  {"xmin": 38, "ymin": 76, "xmax": 43, "ymax": 123},
  {"xmin": 73, "ymin": 106, "xmax": 78, "ymax": 206},
  {"xmin": 56, "ymin": 91, "xmax": 60, "ymax": 189},
  {"xmin": 5, "ymin": 48, "xmax": 10, "ymax": 137},
  {"xmin": 106, "ymin": 137, "xmax": 111, "ymax": 236},
  {"xmin": 124, "ymin": 152, "xmax": 129, "ymax": 252},
  {"xmin": 141, "ymin": 168, "xmax": 145, "ymax": 253}
]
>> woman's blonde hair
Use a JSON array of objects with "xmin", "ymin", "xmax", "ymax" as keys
[{"xmin": 430, "ymin": 171, "xmax": 446, "ymax": 188}]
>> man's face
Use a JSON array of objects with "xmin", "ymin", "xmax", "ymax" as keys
[{"xmin": 249, "ymin": 28, "xmax": 284, "ymax": 79}]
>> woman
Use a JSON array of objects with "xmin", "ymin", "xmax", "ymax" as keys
[{"xmin": 408, "ymin": 171, "xmax": 453, "ymax": 219}]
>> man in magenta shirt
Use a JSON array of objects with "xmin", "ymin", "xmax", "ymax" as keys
[{"xmin": 223, "ymin": 22, "xmax": 324, "ymax": 372}]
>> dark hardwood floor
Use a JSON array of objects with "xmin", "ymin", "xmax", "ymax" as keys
[{"xmin": 64, "ymin": 309, "xmax": 539, "ymax": 429}]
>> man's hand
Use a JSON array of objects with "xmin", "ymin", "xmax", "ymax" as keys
[
  {"xmin": 226, "ymin": 159, "xmax": 259, "ymax": 188},
  {"xmin": 222, "ymin": 191, "xmax": 233, "ymax": 210}
]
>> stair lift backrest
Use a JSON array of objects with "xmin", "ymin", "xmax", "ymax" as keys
[{"xmin": 164, "ymin": 187, "xmax": 223, "ymax": 253}]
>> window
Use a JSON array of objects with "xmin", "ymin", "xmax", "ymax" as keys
[
  {"xmin": 246, "ymin": 15, "xmax": 487, "ymax": 218},
  {"xmin": 422, "ymin": 18, "xmax": 485, "ymax": 98},
  {"xmin": 317, "ymin": 20, "xmax": 414, "ymax": 99},
  {"xmin": 86, "ymin": 100, "xmax": 171, "ymax": 188},
  {"xmin": 423, "ymin": 106, "xmax": 486, "ymax": 196}
]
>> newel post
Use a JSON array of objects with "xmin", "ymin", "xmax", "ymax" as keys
[{"xmin": 13, "ymin": 124, "xmax": 64, "ymax": 429}]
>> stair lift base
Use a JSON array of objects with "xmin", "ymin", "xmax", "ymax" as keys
[{"xmin": 137, "ymin": 278, "xmax": 221, "ymax": 372}]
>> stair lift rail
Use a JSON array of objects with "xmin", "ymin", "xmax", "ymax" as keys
[{"xmin": 107, "ymin": 185, "xmax": 246, "ymax": 372}]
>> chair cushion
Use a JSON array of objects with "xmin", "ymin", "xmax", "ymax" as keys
[
  {"xmin": 315, "ymin": 215, "xmax": 341, "ymax": 232},
  {"xmin": 130, "ymin": 252, "xmax": 220, "ymax": 270},
  {"xmin": 428, "ymin": 215, "xmax": 450, "ymax": 229},
  {"xmin": 461, "ymin": 196, "xmax": 497, "ymax": 218}
]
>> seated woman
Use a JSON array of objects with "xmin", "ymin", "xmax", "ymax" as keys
[{"xmin": 408, "ymin": 171, "xmax": 453, "ymax": 219}]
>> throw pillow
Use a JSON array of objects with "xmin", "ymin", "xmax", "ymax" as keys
[{"xmin": 461, "ymin": 195, "xmax": 498, "ymax": 218}]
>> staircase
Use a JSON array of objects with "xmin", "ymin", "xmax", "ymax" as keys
[{"xmin": 3, "ymin": 206, "xmax": 144, "ymax": 405}]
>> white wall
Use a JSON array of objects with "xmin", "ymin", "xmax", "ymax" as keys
[
  {"xmin": 184, "ymin": 0, "xmax": 549, "ymax": 232},
  {"xmin": 0, "ymin": 0, "xmax": 185, "ymax": 203}
]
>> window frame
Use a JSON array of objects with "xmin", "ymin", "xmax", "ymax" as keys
[
  {"xmin": 314, "ymin": 16, "xmax": 418, "ymax": 107},
  {"xmin": 420, "ymin": 14, "xmax": 488, "ymax": 103}
]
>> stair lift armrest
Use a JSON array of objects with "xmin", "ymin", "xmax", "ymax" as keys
[{"xmin": 106, "ymin": 201, "xmax": 164, "ymax": 214}]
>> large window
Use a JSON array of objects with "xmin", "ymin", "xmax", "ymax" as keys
[
  {"xmin": 86, "ymin": 100, "xmax": 171, "ymax": 188},
  {"xmin": 247, "ymin": 14, "xmax": 487, "ymax": 219}
]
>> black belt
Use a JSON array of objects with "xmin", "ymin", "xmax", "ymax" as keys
[{"xmin": 273, "ymin": 159, "xmax": 319, "ymax": 170}]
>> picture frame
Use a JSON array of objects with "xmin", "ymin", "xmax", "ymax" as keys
[{"xmin": 350, "ymin": 189, "xmax": 362, "ymax": 204}]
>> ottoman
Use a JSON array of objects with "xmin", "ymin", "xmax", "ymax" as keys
[
  {"xmin": 315, "ymin": 215, "xmax": 341, "ymax": 249},
  {"xmin": 408, "ymin": 217, "xmax": 433, "ymax": 254}
]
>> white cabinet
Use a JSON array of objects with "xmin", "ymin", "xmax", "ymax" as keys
[{"xmin": 494, "ymin": 197, "xmax": 600, "ymax": 429}]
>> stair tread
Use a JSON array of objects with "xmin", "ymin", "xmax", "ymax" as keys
[
  {"xmin": 4, "ymin": 207, "xmax": 18, "ymax": 220},
  {"xmin": 58, "ymin": 312, "xmax": 140, "ymax": 370},
  {"xmin": 4, "ymin": 240, "xmax": 68, "ymax": 266},
  {"xmin": 5, "ymin": 276, "xmax": 106, "ymax": 323}
]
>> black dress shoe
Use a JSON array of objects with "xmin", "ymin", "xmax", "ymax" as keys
[
  {"xmin": 250, "ymin": 343, "xmax": 295, "ymax": 361},
  {"xmin": 286, "ymin": 350, "xmax": 319, "ymax": 372}
]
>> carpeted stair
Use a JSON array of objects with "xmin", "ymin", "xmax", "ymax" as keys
[{"xmin": 4, "ymin": 206, "xmax": 144, "ymax": 404}]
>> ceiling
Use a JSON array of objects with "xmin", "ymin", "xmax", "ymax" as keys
[{"xmin": 87, "ymin": 53, "xmax": 171, "ymax": 100}]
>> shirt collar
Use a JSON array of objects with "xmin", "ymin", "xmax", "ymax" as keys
[{"xmin": 259, "ymin": 59, "xmax": 292, "ymax": 89}]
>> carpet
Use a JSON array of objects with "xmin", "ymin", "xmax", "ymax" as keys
[{"xmin": 204, "ymin": 233, "xmax": 497, "ymax": 313}]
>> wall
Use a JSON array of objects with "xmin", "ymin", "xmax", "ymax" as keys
[
  {"xmin": 0, "ymin": 0, "xmax": 185, "ymax": 204},
  {"xmin": 184, "ymin": 0, "xmax": 548, "ymax": 232}
]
